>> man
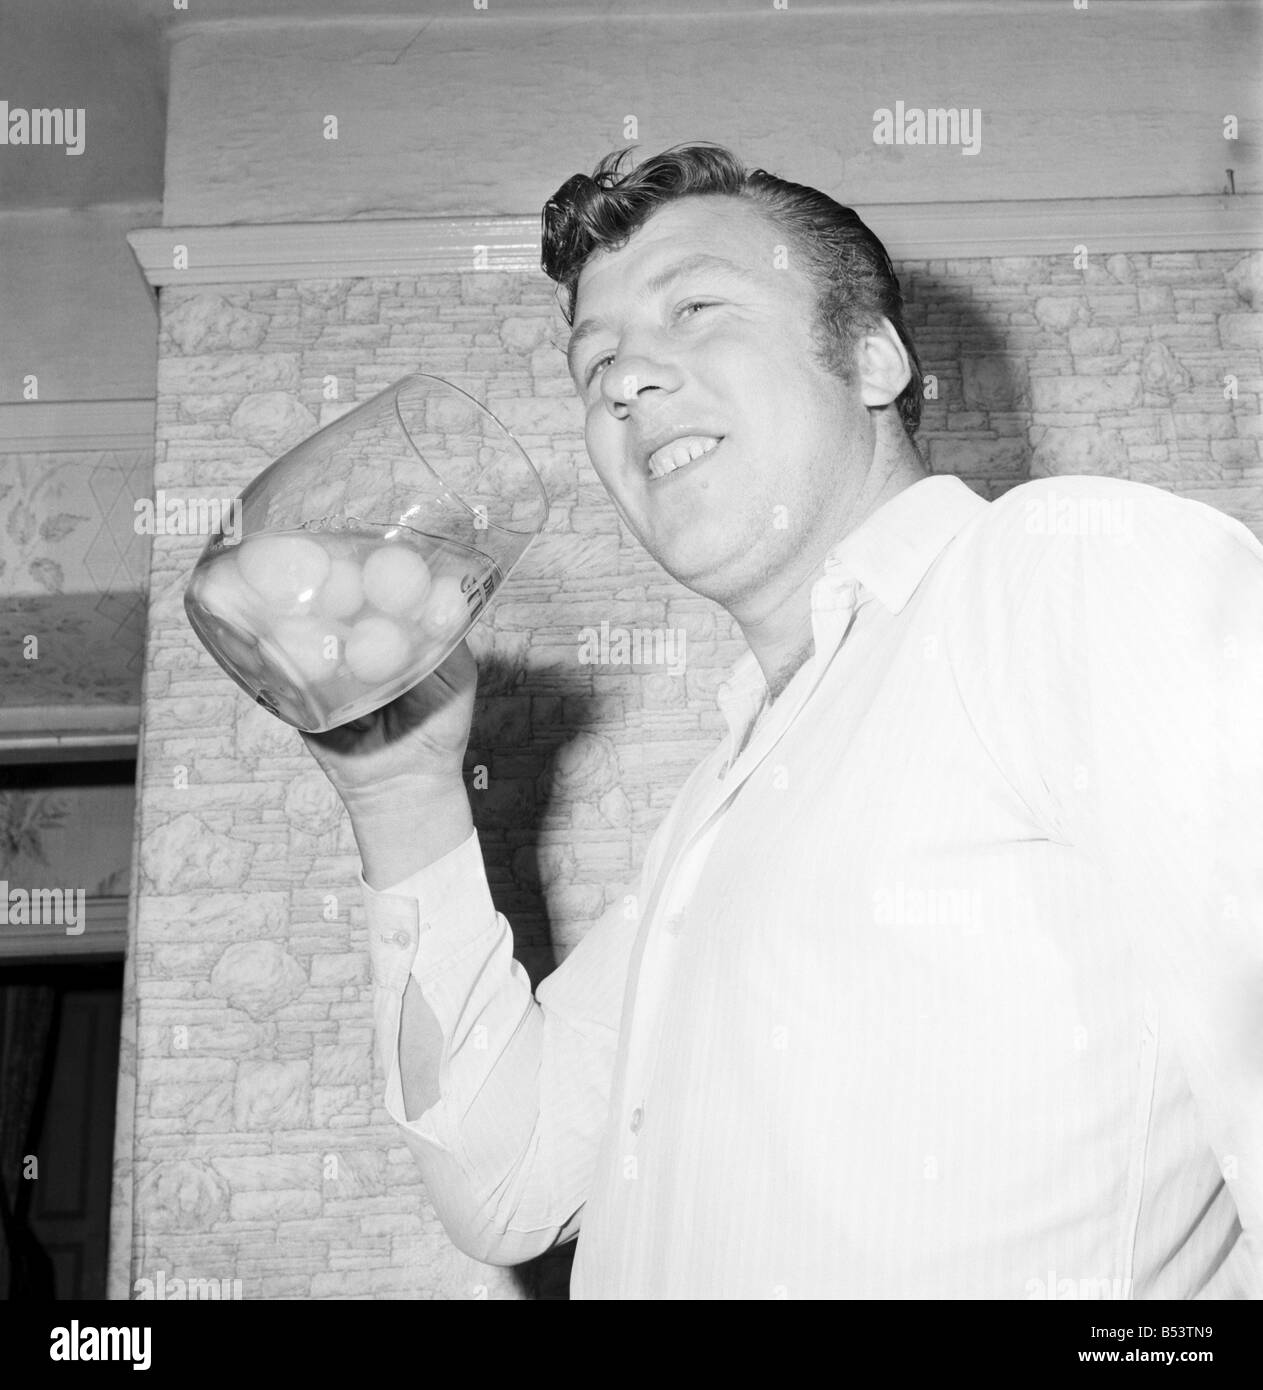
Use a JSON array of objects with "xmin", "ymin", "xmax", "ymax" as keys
[{"xmin": 304, "ymin": 144, "xmax": 1263, "ymax": 1299}]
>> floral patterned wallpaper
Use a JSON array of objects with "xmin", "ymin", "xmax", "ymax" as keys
[
  {"xmin": 0, "ymin": 448, "xmax": 151, "ymax": 711},
  {"xmin": 0, "ymin": 781, "xmax": 135, "ymax": 898}
]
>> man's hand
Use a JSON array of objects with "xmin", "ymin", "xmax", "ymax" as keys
[
  {"xmin": 300, "ymin": 640, "xmax": 479, "ymax": 886},
  {"xmin": 300, "ymin": 639, "xmax": 477, "ymax": 800}
]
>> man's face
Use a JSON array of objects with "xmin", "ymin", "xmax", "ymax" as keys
[{"xmin": 567, "ymin": 195, "xmax": 874, "ymax": 607}]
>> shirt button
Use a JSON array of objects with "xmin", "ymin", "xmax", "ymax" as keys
[
  {"xmin": 393, "ymin": 930, "xmax": 410, "ymax": 947},
  {"xmin": 630, "ymin": 1106, "xmax": 643, "ymax": 1134}
]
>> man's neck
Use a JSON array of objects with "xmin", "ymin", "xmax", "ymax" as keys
[
  {"xmin": 735, "ymin": 446, "xmax": 928, "ymax": 695},
  {"xmin": 764, "ymin": 637, "xmax": 815, "ymax": 703}
]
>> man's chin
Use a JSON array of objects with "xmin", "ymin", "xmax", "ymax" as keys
[
  {"xmin": 617, "ymin": 493, "xmax": 750, "ymax": 596},
  {"xmin": 640, "ymin": 533, "xmax": 734, "ymax": 600}
]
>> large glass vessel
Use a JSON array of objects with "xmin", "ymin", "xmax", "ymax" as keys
[{"xmin": 184, "ymin": 374, "xmax": 548, "ymax": 733}]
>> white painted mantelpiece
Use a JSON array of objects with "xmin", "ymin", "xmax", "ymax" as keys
[{"xmin": 126, "ymin": 196, "xmax": 1263, "ymax": 289}]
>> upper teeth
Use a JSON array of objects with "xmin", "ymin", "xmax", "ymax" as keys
[{"xmin": 648, "ymin": 435, "xmax": 720, "ymax": 478}]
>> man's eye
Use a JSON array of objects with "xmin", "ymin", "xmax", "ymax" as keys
[
  {"xmin": 586, "ymin": 353, "xmax": 614, "ymax": 385},
  {"xmin": 583, "ymin": 304, "xmax": 715, "ymax": 386}
]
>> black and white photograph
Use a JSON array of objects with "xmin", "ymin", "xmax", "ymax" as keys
[{"xmin": 0, "ymin": 0, "xmax": 1260, "ymax": 1349}]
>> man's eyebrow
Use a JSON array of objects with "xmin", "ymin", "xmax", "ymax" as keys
[{"xmin": 565, "ymin": 252, "xmax": 759, "ymax": 377}]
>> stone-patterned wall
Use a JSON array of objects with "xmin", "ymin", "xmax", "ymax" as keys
[
  {"xmin": 113, "ymin": 249, "xmax": 1261, "ymax": 1301},
  {"xmin": 908, "ymin": 252, "xmax": 1262, "ymax": 536}
]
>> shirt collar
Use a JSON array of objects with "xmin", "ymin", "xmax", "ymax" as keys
[
  {"xmin": 825, "ymin": 472, "xmax": 989, "ymax": 616},
  {"xmin": 716, "ymin": 474, "xmax": 989, "ymax": 737}
]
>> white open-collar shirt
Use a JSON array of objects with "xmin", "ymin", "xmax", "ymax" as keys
[{"xmin": 362, "ymin": 473, "xmax": 1263, "ymax": 1299}]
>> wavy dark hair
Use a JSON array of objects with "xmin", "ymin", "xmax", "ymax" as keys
[{"xmin": 541, "ymin": 142, "xmax": 923, "ymax": 437}]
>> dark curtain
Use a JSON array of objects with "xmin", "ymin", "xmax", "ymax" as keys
[{"xmin": 0, "ymin": 984, "xmax": 60, "ymax": 1299}]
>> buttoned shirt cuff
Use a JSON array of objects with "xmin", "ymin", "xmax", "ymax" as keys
[{"xmin": 360, "ymin": 827, "xmax": 503, "ymax": 1142}]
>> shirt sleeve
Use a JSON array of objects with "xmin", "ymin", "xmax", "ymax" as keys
[
  {"xmin": 1080, "ymin": 494, "xmax": 1263, "ymax": 1273},
  {"xmin": 997, "ymin": 483, "xmax": 1263, "ymax": 1276},
  {"xmin": 360, "ymin": 816, "xmax": 665, "ymax": 1267}
]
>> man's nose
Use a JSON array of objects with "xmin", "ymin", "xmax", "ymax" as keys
[{"xmin": 600, "ymin": 347, "xmax": 684, "ymax": 417}]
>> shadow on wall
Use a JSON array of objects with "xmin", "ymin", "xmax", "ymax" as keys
[
  {"xmin": 455, "ymin": 649, "xmax": 610, "ymax": 1301},
  {"xmin": 902, "ymin": 260, "xmax": 1034, "ymax": 498}
]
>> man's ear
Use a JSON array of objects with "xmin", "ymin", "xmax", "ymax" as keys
[{"xmin": 856, "ymin": 317, "xmax": 912, "ymax": 408}]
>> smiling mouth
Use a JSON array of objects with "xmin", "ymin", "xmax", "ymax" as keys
[{"xmin": 646, "ymin": 435, "xmax": 724, "ymax": 481}]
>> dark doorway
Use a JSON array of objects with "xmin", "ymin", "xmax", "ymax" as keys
[{"xmin": 0, "ymin": 957, "xmax": 123, "ymax": 1299}]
